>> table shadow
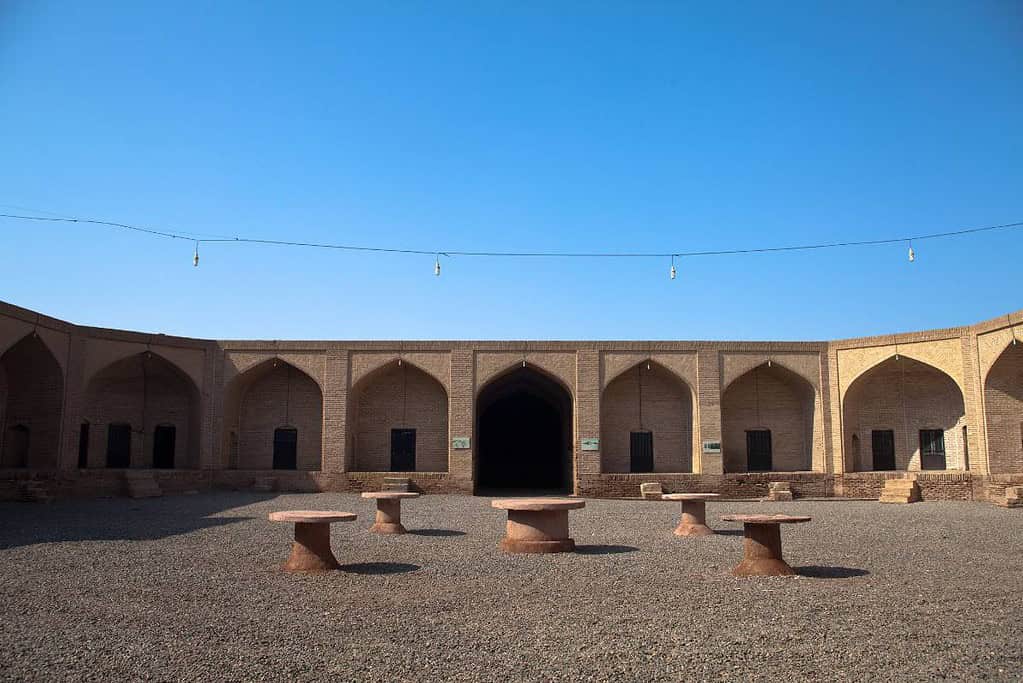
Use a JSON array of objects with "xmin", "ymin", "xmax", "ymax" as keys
[
  {"xmin": 339, "ymin": 562, "xmax": 421, "ymax": 575},
  {"xmin": 795, "ymin": 565, "xmax": 870, "ymax": 579},
  {"xmin": 574, "ymin": 544, "xmax": 640, "ymax": 555},
  {"xmin": 407, "ymin": 528, "xmax": 466, "ymax": 537}
]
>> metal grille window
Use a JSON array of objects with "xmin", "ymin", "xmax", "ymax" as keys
[
  {"xmin": 630, "ymin": 431, "xmax": 654, "ymax": 473},
  {"xmin": 919, "ymin": 429, "xmax": 946, "ymax": 470}
]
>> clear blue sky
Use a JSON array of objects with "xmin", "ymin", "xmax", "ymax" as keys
[{"xmin": 1, "ymin": 1, "xmax": 1021, "ymax": 341}]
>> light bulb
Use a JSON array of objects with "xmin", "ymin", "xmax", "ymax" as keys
[
  {"xmin": 434, "ymin": 257, "xmax": 441, "ymax": 276},
  {"xmin": 670, "ymin": 264, "xmax": 676, "ymax": 280},
  {"xmin": 193, "ymin": 242, "xmax": 200, "ymax": 267},
  {"xmin": 908, "ymin": 245, "xmax": 915, "ymax": 262},
  {"xmin": 398, "ymin": 358, "xmax": 402, "ymax": 366},
  {"xmin": 646, "ymin": 362, "xmax": 651, "ymax": 370},
  {"xmin": 522, "ymin": 360, "xmax": 526, "ymax": 368}
]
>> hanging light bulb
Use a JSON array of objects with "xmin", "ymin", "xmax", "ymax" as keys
[
  {"xmin": 907, "ymin": 241, "xmax": 915, "ymax": 262},
  {"xmin": 434, "ymin": 255, "xmax": 441, "ymax": 277},
  {"xmin": 397, "ymin": 358, "xmax": 402, "ymax": 366},
  {"xmin": 669, "ymin": 255, "xmax": 676, "ymax": 280},
  {"xmin": 193, "ymin": 241, "xmax": 200, "ymax": 267},
  {"xmin": 646, "ymin": 361, "xmax": 651, "ymax": 370}
]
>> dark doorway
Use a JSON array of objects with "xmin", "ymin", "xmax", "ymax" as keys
[
  {"xmin": 871, "ymin": 430, "xmax": 896, "ymax": 471},
  {"xmin": 78, "ymin": 423, "xmax": 90, "ymax": 469},
  {"xmin": 273, "ymin": 427, "xmax": 298, "ymax": 470},
  {"xmin": 153, "ymin": 425, "xmax": 176, "ymax": 469},
  {"xmin": 106, "ymin": 424, "xmax": 131, "ymax": 468},
  {"xmin": 919, "ymin": 429, "xmax": 946, "ymax": 470},
  {"xmin": 390, "ymin": 428, "xmax": 416, "ymax": 471},
  {"xmin": 476, "ymin": 367, "xmax": 572, "ymax": 493},
  {"xmin": 630, "ymin": 431, "xmax": 654, "ymax": 473},
  {"xmin": 4, "ymin": 425, "xmax": 30, "ymax": 468},
  {"xmin": 746, "ymin": 429, "xmax": 772, "ymax": 471}
]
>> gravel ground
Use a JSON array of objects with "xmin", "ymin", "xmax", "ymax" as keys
[{"xmin": 1, "ymin": 493, "xmax": 1021, "ymax": 682}]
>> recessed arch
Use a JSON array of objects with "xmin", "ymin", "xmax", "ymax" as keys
[
  {"xmin": 347, "ymin": 359, "xmax": 449, "ymax": 472},
  {"xmin": 83, "ymin": 352, "xmax": 200, "ymax": 469},
  {"xmin": 842, "ymin": 355, "xmax": 965, "ymax": 472},
  {"xmin": 221, "ymin": 358, "xmax": 323, "ymax": 471},
  {"xmin": 600, "ymin": 359, "xmax": 696, "ymax": 473},
  {"xmin": 721, "ymin": 361, "xmax": 820, "ymax": 473},
  {"xmin": 983, "ymin": 341, "xmax": 1023, "ymax": 474},
  {"xmin": 475, "ymin": 365, "xmax": 573, "ymax": 492},
  {"xmin": 0, "ymin": 334, "xmax": 64, "ymax": 469}
]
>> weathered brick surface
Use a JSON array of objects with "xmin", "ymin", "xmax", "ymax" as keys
[{"xmin": 0, "ymin": 335, "xmax": 63, "ymax": 468}]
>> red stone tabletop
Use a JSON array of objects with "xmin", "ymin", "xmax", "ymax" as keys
[
  {"xmin": 491, "ymin": 498, "xmax": 586, "ymax": 511},
  {"xmin": 720, "ymin": 514, "xmax": 811, "ymax": 524},
  {"xmin": 268, "ymin": 510, "xmax": 357, "ymax": 524},
  {"xmin": 361, "ymin": 492, "xmax": 421, "ymax": 500},
  {"xmin": 662, "ymin": 493, "xmax": 721, "ymax": 501}
]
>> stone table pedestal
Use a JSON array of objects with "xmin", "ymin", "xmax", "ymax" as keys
[
  {"xmin": 361, "ymin": 491, "xmax": 421, "ymax": 534},
  {"xmin": 721, "ymin": 514, "xmax": 811, "ymax": 577},
  {"xmin": 268, "ymin": 510, "xmax": 357, "ymax": 572},
  {"xmin": 491, "ymin": 498, "xmax": 586, "ymax": 553},
  {"xmin": 662, "ymin": 493, "xmax": 721, "ymax": 536}
]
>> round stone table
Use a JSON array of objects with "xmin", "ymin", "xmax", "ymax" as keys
[
  {"xmin": 720, "ymin": 514, "xmax": 812, "ymax": 577},
  {"xmin": 268, "ymin": 510, "xmax": 357, "ymax": 572},
  {"xmin": 662, "ymin": 493, "xmax": 721, "ymax": 537},
  {"xmin": 491, "ymin": 498, "xmax": 586, "ymax": 553},
  {"xmin": 361, "ymin": 491, "xmax": 421, "ymax": 534}
]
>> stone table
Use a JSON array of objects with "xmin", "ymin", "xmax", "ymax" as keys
[
  {"xmin": 491, "ymin": 498, "xmax": 586, "ymax": 553},
  {"xmin": 361, "ymin": 491, "xmax": 421, "ymax": 534},
  {"xmin": 662, "ymin": 493, "xmax": 721, "ymax": 536},
  {"xmin": 268, "ymin": 510, "xmax": 357, "ymax": 572},
  {"xmin": 720, "ymin": 514, "xmax": 812, "ymax": 577}
]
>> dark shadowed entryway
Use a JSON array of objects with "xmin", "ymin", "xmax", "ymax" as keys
[{"xmin": 476, "ymin": 366, "xmax": 573, "ymax": 494}]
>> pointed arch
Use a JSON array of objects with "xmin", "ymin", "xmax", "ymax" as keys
[
  {"xmin": 476, "ymin": 360, "xmax": 575, "ymax": 402},
  {"xmin": 222, "ymin": 358, "xmax": 323, "ymax": 471},
  {"xmin": 842, "ymin": 355, "xmax": 965, "ymax": 472},
  {"xmin": 982, "ymin": 340, "xmax": 1023, "ymax": 474},
  {"xmin": 721, "ymin": 361, "xmax": 820, "ymax": 473},
  {"xmin": 83, "ymin": 352, "xmax": 200, "ymax": 469},
  {"xmin": 600, "ymin": 359, "xmax": 696, "ymax": 473},
  {"xmin": 348, "ymin": 359, "xmax": 449, "ymax": 472},
  {"xmin": 0, "ymin": 334, "xmax": 64, "ymax": 469}
]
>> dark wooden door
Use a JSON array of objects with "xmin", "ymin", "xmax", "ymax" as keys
[
  {"xmin": 273, "ymin": 428, "xmax": 298, "ymax": 470},
  {"xmin": 390, "ymin": 429, "xmax": 416, "ymax": 471},
  {"xmin": 630, "ymin": 431, "xmax": 654, "ymax": 473},
  {"xmin": 153, "ymin": 425, "xmax": 176, "ymax": 469},
  {"xmin": 78, "ymin": 423, "xmax": 90, "ymax": 469},
  {"xmin": 919, "ymin": 429, "xmax": 947, "ymax": 470},
  {"xmin": 746, "ymin": 430, "xmax": 772, "ymax": 471},
  {"xmin": 871, "ymin": 430, "xmax": 896, "ymax": 471},
  {"xmin": 106, "ymin": 424, "xmax": 131, "ymax": 468}
]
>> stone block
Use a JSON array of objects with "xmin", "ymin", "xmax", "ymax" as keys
[
  {"xmin": 639, "ymin": 482, "xmax": 663, "ymax": 500},
  {"xmin": 879, "ymin": 479, "xmax": 920, "ymax": 504}
]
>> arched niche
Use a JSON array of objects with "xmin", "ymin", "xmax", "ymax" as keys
[
  {"xmin": 83, "ymin": 352, "xmax": 200, "ymax": 469},
  {"xmin": 222, "ymin": 358, "xmax": 323, "ymax": 471},
  {"xmin": 0, "ymin": 334, "xmax": 65, "ymax": 469},
  {"xmin": 983, "ymin": 341, "xmax": 1023, "ymax": 474},
  {"xmin": 600, "ymin": 360, "xmax": 696, "ymax": 473},
  {"xmin": 721, "ymin": 362, "xmax": 820, "ymax": 473},
  {"xmin": 842, "ymin": 355, "xmax": 965, "ymax": 472},
  {"xmin": 347, "ymin": 360, "xmax": 449, "ymax": 472}
]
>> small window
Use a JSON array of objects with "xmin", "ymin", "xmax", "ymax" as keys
[
  {"xmin": 153, "ymin": 425, "xmax": 176, "ymax": 469},
  {"xmin": 273, "ymin": 428, "xmax": 298, "ymax": 470},
  {"xmin": 630, "ymin": 431, "xmax": 653, "ymax": 473},
  {"xmin": 390, "ymin": 428, "xmax": 416, "ymax": 472},
  {"xmin": 962, "ymin": 426, "xmax": 969, "ymax": 471},
  {"xmin": 919, "ymin": 429, "xmax": 946, "ymax": 470},
  {"xmin": 3, "ymin": 425, "xmax": 30, "ymax": 468},
  {"xmin": 106, "ymin": 424, "xmax": 132, "ymax": 468},
  {"xmin": 746, "ymin": 430, "xmax": 772, "ymax": 472},
  {"xmin": 78, "ymin": 423, "xmax": 90, "ymax": 469}
]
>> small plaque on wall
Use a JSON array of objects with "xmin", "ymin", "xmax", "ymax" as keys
[
  {"xmin": 451, "ymin": 437, "xmax": 471, "ymax": 449},
  {"xmin": 702, "ymin": 441, "xmax": 722, "ymax": 454},
  {"xmin": 581, "ymin": 438, "xmax": 600, "ymax": 451}
]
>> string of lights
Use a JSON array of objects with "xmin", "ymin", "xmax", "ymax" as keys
[{"xmin": 2, "ymin": 211, "xmax": 1022, "ymax": 278}]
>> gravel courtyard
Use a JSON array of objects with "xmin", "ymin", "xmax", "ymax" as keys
[{"xmin": 1, "ymin": 493, "xmax": 1021, "ymax": 682}]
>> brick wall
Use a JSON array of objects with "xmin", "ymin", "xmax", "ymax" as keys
[
  {"xmin": 721, "ymin": 364, "xmax": 815, "ymax": 473},
  {"xmin": 350, "ymin": 361, "xmax": 448, "ymax": 472},
  {"xmin": 983, "ymin": 343, "xmax": 1023, "ymax": 474},
  {"xmin": 1, "ymin": 335, "xmax": 63, "ymax": 469},
  {"xmin": 600, "ymin": 362, "xmax": 694, "ymax": 473},
  {"xmin": 843, "ymin": 356, "xmax": 966, "ymax": 471},
  {"xmin": 235, "ymin": 361, "xmax": 322, "ymax": 471}
]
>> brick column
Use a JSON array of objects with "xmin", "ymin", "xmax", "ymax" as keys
[
  {"xmin": 198, "ymin": 344, "xmax": 219, "ymax": 471},
  {"xmin": 574, "ymin": 350, "xmax": 601, "ymax": 495},
  {"xmin": 57, "ymin": 333, "xmax": 87, "ymax": 470},
  {"xmin": 448, "ymin": 349, "xmax": 474, "ymax": 491},
  {"xmin": 696, "ymin": 349, "xmax": 723, "ymax": 475},
  {"xmin": 321, "ymin": 347, "xmax": 349, "ymax": 474},
  {"xmin": 960, "ymin": 333, "xmax": 986, "ymax": 474}
]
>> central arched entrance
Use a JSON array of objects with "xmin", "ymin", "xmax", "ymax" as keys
[{"xmin": 476, "ymin": 366, "xmax": 573, "ymax": 493}]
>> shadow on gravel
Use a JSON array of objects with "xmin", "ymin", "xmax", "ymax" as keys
[
  {"xmin": 796, "ymin": 565, "xmax": 870, "ymax": 579},
  {"xmin": 339, "ymin": 562, "xmax": 421, "ymax": 575},
  {"xmin": 407, "ymin": 529, "xmax": 466, "ymax": 537},
  {"xmin": 713, "ymin": 529, "xmax": 744, "ymax": 536},
  {"xmin": 574, "ymin": 544, "xmax": 639, "ymax": 555}
]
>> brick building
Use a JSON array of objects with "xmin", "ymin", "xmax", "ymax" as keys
[{"xmin": 1, "ymin": 299, "xmax": 1021, "ymax": 501}]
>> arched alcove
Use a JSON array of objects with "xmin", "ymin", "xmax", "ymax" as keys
[
  {"xmin": 348, "ymin": 360, "xmax": 449, "ymax": 472},
  {"xmin": 222, "ymin": 359, "xmax": 323, "ymax": 471},
  {"xmin": 600, "ymin": 360, "xmax": 695, "ymax": 473},
  {"xmin": 843, "ymin": 356, "xmax": 966, "ymax": 471},
  {"xmin": 83, "ymin": 352, "xmax": 200, "ymax": 469},
  {"xmin": 983, "ymin": 341, "xmax": 1023, "ymax": 474},
  {"xmin": 476, "ymin": 365, "xmax": 573, "ymax": 492},
  {"xmin": 0, "ymin": 334, "xmax": 64, "ymax": 469},
  {"xmin": 721, "ymin": 362, "xmax": 819, "ymax": 473}
]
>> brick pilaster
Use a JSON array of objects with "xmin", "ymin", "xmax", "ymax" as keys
[
  {"xmin": 321, "ymin": 347, "xmax": 348, "ymax": 473},
  {"xmin": 448, "ymin": 350, "xmax": 474, "ymax": 488},
  {"xmin": 574, "ymin": 350, "xmax": 601, "ymax": 493},
  {"xmin": 696, "ymin": 349, "xmax": 723, "ymax": 474}
]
